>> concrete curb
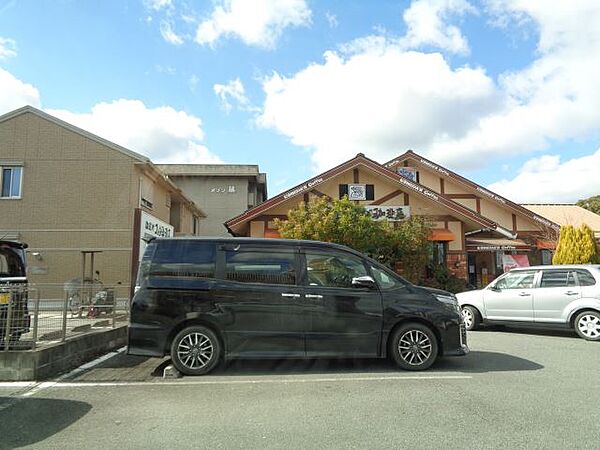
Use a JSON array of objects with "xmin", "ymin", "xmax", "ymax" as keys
[{"xmin": 0, "ymin": 325, "xmax": 128, "ymax": 381}]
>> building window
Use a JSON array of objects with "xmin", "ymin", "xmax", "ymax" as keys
[
  {"xmin": 429, "ymin": 242, "xmax": 447, "ymax": 267},
  {"xmin": 193, "ymin": 216, "xmax": 199, "ymax": 235},
  {"xmin": 1, "ymin": 166, "xmax": 22, "ymax": 198},
  {"xmin": 541, "ymin": 249, "xmax": 552, "ymax": 265}
]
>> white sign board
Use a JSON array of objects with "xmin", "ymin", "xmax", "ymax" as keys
[
  {"xmin": 365, "ymin": 205, "xmax": 411, "ymax": 221},
  {"xmin": 397, "ymin": 167, "xmax": 417, "ymax": 182},
  {"xmin": 348, "ymin": 184, "xmax": 366, "ymax": 200},
  {"xmin": 139, "ymin": 211, "xmax": 174, "ymax": 262}
]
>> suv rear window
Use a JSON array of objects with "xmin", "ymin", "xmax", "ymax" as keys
[
  {"xmin": 574, "ymin": 269, "xmax": 596, "ymax": 286},
  {"xmin": 151, "ymin": 241, "xmax": 216, "ymax": 278}
]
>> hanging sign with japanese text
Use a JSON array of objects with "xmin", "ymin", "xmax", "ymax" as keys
[{"xmin": 365, "ymin": 205, "xmax": 411, "ymax": 221}]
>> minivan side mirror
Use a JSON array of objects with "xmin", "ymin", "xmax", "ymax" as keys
[
  {"xmin": 489, "ymin": 284, "xmax": 501, "ymax": 292},
  {"xmin": 352, "ymin": 276, "xmax": 376, "ymax": 289}
]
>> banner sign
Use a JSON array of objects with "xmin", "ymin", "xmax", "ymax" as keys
[
  {"xmin": 502, "ymin": 254, "xmax": 530, "ymax": 272},
  {"xmin": 365, "ymin": 206, "xmax": 410, "ymax": 221},
  {"xmin": 139, "ymin": 211, "xmax": 174, "ymax": 262}
]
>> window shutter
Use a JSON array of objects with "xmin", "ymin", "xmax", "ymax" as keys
[
  {"xmin": 366, "ymin": 184, "xmax": 375, "ymax": 200},
  {"xmin": 339, "ymin": 184, "xmax": 348, "ymax": 199}
]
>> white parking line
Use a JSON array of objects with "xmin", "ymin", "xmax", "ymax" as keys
[{"xmin": 28, "ymin": 374, "xmax": 473, "ymax": 389}]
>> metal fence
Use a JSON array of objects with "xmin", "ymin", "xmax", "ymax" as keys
[{"xmin": 0, "ymin": 283, "xmax": 130, "ymax": 351}]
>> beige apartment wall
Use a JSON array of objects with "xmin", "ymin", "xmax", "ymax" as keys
[{"xmin": 0, "ymin": 112, "xmax": 157, "ymax": 286}]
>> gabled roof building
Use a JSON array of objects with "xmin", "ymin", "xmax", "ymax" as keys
[{"xmin": 226, "ymin": 150, "xmax": 561, "ymax": 287}]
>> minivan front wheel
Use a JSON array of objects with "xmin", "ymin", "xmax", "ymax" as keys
[
  {"xmin": 574, "ymin": 311, "xmax": 600, "ymax": 341},
  {"xmin": 390, "ymin": 323, "xmax": 438, "ymax": 371},
  {"xmin": 171, "ymin": 326, "xmax": 221, "ymax": 375}
]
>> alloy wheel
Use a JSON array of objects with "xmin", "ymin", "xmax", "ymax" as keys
[
  {"xmin": 177, "ymin": 332, "xmax": 214, "ymax": 370},
  {"xmin": 398, "ymin": 329, "xmax": 432, "ymax": 366},
  {"xmin": 577, "ymin": 314, "xmax": 600, "ymax": 339},
  {"xmin": 462, "ymin": 307, "xmax": 474, "ymax": 330}
]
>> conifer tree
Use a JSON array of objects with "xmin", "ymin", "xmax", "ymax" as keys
[{"xmin": 552, "ymin": 224, "xmax": 599, "ymax": 264}]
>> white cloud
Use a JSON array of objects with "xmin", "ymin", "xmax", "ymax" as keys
[
  {"xmin": 488, "ymin": 149, "xmax": 600, "ymax": 202},
  {"xmin": 47, "ymin": 100, "xmax": 222, "ymax": 164},
  {"xmin": 144, "ymin": 0, "xmax": 172, "ymax": 11},
  {"xmin": 427, "ymin": 0, "xmax": 600, "ymax": 166},
  {"xmin": 257, "ymin": 0, "xmax": 600, "ymax": 175},
  {"xmin": 195, "ymin": 0, "xmax": 311, "ymax": 48},
  {"xmin": 258, "ymin": 47, "xmax": 498, "ymax": 172},
  {"xmin": 160, "ymin": 20, "xmax": 184, "ymax": 45},
  {"xmin": 214, "ymin": 78, "xmax": 255, "ymax": 113},
  {"xmin": 0, "ymin": 68, "xmax": 41, "ymax": 112},
  {"xmin": 325, "ymin": 11, "xmax": 338, "ymax": 29},
  {"xmin": 0, "ymin": 37, "xmax": 17, "ymax": 59},
  {"xmin": 401, "ymin": 0, "xmax": 476, "ymax": 55}
]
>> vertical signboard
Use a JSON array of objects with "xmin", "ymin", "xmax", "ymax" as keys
[{"xmin": 130, "ymin": 209, "xmax": 174, "ymax": 295}]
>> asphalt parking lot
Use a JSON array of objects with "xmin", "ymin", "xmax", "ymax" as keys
[{"xmin": 1, "ymin": 327, "xmax": 599, "ymax": 449}]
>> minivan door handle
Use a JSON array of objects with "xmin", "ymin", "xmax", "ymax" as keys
[
  {"xmin": 565, "ymin": 291, "xmax": 579, "ymax": 296},
  {"xmin": 281, "ymin": 293, "xmax": 301, "ymax": 298},
  {"xmin": 518, "ymin": 292, "xmax": 531, "ymax": 296},
  {"xmin": 304, "ymin": 294, "xmax": 323, "ymax": 299}
]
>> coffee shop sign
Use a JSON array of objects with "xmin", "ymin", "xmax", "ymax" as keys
[{"xmin": 283, "ymin": 177, "xmax": 324, "ymax": 199}]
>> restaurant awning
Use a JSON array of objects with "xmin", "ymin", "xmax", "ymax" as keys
[
  {"xmin": 536, "ymin": 239, "xmax": 557, "ymax": 250},
  {"xmin": 466, "ymin": 238, "xmax": 532, "ymax": 252},
  {"xmin": 429, "ymin": 228, "xmax": 455, "ymax": 241}
]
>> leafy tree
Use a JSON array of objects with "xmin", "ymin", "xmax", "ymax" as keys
[
  {"xmin": 275, "ymin": 197, "xmax": 432, "ymax": 283},
  {"xmin": 576, "ymin": 195, "xmax": 600, "ymax": 215},
  {"xmin": 553, "ymin": 224, "xmax": 600, "ymax": 264},
  {"xmin": 274, "ymin": 196, "xmax": 388, "ymax": 255}
]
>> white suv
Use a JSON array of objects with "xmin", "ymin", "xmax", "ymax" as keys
[{"xmin": 457, "ymin": 265, "xmax": 600, "ymax": 341}]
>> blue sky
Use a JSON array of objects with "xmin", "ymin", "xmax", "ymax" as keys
[{"xmin": 1, "ymin": 0, "xmax": 599, "ymax": 202}]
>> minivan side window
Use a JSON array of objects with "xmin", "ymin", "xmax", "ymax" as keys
[
  {"xmin": 225, "ymin": 250, "xmax": 296, "ymax": 285},
  {"xmin": 305, "ymin": 251, "xmax": 367, "ymax": 288},
  {"xmin": 540, "ymin": 270, "xmax": 577, "ymax": 288},
  {"xmin": 150, "ymin": 241, "xmax": 216, "ymax": 278},
  {"xmin": 574, "ymin": 269, "xmax": 596, "ymax": 286},
  {"xmin": 370, "ymin": 264, "xmax": 403, "ymax": 290}
]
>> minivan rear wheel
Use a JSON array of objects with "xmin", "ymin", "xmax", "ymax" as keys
[
  {"xmin": 390, "ymin": 323, "xmax": 438, "ymax": 371},
  {"xmin": 170, "ymin": 326, "xmax": 221, "ymax": 376},
  {"xmin": 574, "ymin": 311, "xmax": 600, "ymax": 341}
]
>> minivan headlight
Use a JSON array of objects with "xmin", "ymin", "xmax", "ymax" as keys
[{"xmin": 434, "ymin": 294, "xmax": 461, "ymax": 314}]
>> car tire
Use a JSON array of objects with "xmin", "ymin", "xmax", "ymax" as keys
[
  {"xmin": 170, "ymin": 326, "xmax": 221, "ymax": 376},
  {"xmin": 461, "ymin": 305, "xmax": 481, "ymax": 331},
  {"xmin": 573, "ymin": 311, "xmax": 600, "ymax": 341},
  {"xmin": 390, "ymin": 323, "xmax": 439, "ymax": 371}
]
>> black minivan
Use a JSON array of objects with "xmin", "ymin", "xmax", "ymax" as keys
[
  {"xmin": 0, "ymin": 240, "xmax": 30, "ymax": 346},
  {"xmin": 128, "ymin": 238, "xmax": 468, "ymax": 375}
]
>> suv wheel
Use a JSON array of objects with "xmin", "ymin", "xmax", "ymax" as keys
[
  {"xmin": 171, "ymin": 326, "xmax": 221, "ymax": 375},
  {"xmin": 574, "ymin": 311, "xmax": 600, "ymax": 341},
  {"xmin": 461, "ymin": 306, "xmax": 481, "ymax": 331},
  {"xmin": 390, "ymin": 323, "xmax": 438, "ymax": 371}
]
